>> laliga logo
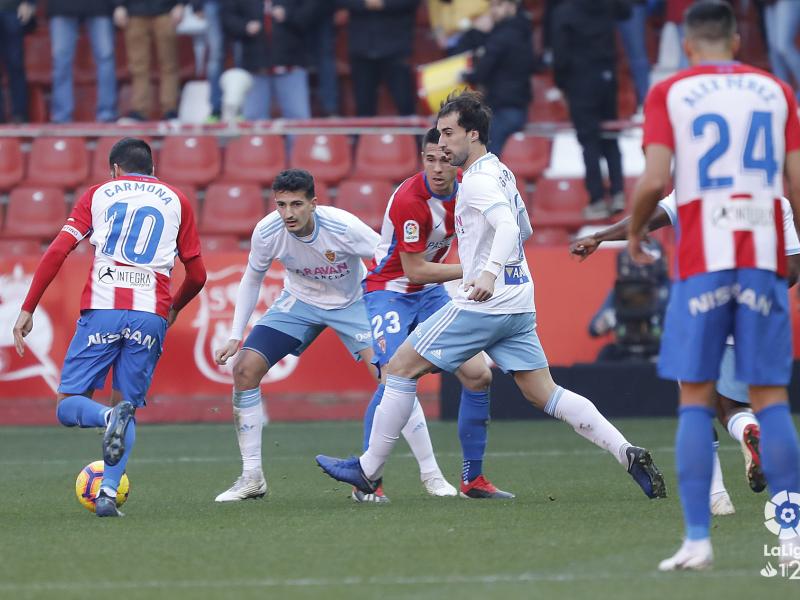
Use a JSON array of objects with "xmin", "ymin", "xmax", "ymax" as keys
[
  {"xmin": 0, "ymin": 265, "xmax": 60, "ymax": 392},
  {"xmin": 193, "ymin": 265, "xmax": 299, "ymax": 384},
  {"xmin": 764, "ymin": 490, "xmax": 800, "ymax": 539}
]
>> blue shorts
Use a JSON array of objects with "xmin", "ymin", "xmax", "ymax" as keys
[
  {"xmin": 658, "ymin": 269, "xmax": 791, "ymax": 386},
  {"xmin": 58, "ymin": 309, "xmax": 167, "ymax": 407},
  {"xmin": 716, "ymin": 345, "xmax": 749, "ymax": 404},
  {"xmin": 252, "ymin": 290, "xmax": 372, "ymax": 360},
  {"xmin": 410, "ymin": 301, "xmax": 548, "ymax": 374},
  {"xmin": 364, "ymin": 286, "xmax": 451, "ymax": 367}
]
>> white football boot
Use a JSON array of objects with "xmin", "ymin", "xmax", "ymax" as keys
[
  {"xmin": 421, "ymin": 471, "xmax": 458, "ymax": 497},
  {"xmin": 658, "ymin": 539, "xmax": 714, "ymax": 571},
  {"xmin": 214, "ymin": 471, "xmax": 268, "ymax": 502},
  {"xmin": 710, "ymin": 491, "xmax": 735, "ymax": 516}
]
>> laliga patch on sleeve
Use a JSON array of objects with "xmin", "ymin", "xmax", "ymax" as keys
[{"xmin": 403, "ymin": 220, "xmax": 420, "ymax": 243}]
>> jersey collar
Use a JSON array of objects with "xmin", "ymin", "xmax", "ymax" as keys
[
  {"xmin": 290, "ymin": 213, "xmax": 319, "ymax": 244},
  {"xmin": 423, "ymin": 174, "xmax": 458, "ymax": 201}
]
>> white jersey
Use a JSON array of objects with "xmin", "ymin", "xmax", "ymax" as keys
[
  {"xmin": 453, "ymin": 153, "xmax": 534, "ymax": 314},
  {"xmin": 248, "ymin": 206, "xmax": 380, "ymax": 310},
  {"xmin": 658, "ymin": 192, "xmax": 800, "ymax": 256}
]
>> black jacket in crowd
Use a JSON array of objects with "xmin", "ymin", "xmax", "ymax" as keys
[
  {"xmin": 47, "ymin": 0, "xmax": 115, "ymax": 17},
  {"xmin": 551, "ymin": 0, "xmax": 632, "ymax": 90},
  {"xmin": 112, "ymin": 0, "xmax": 182, "ymax": 17},
  {"xmin": 461, "ymin": 11, "xmax": 536, "ymax": 112},
  {"xmin": 337, "ymin": 0, "xmax": 419, "ymax": 60},
  {"xmin": 222, "ymin": 0, "xmax": 321, "ymax": 73}
]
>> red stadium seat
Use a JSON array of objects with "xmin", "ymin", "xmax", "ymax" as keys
[
  {"xmin": 353, "ymin": 134, "xmax": 419, "ymax": 182},
  {"xmin": 0, "ymin": 138, "xmax": 25, "ymax": 191},
  {"xmin": 24, "ymin": 33, "xmax": 52, "ymax": 85},
  {"xmin": 200, "ymin": 184, "xmax": 265, "ymax": 237},
  {"xmin": 290, "ymin": 134, "xmax": 352, "ymax": 184},
  {"xmin": 4, "ymin": 187, "xmax": 67, "ymax": 240},
  {"xmin": 222, "ymin": 135, "xmax": 286, "ymax": 186},
  {"xmin": 529, "ymin": 177, "xmax": 590, "ymax": 229},
  {"xmin": 158, "ymin": 136, "xmax": 221, "ymax": 188},
  {"xmin": 500, "ymin": 134, "xmax": 552, "ymax": 182},
  {"xmin": 27, "ymin": 137, "xmax": 89, "ymax": 190},
  {"xmin": 314, "ymin": 182, "xmax": 331, "ymax": 206},
  {"xmin": 201, "ymin": 235, "xmax": 242, "ymax": 253},
  {"xmin": 530, "ymin": 227, "xmax": 571, "ymax": 246},
  {"xmin": 334, "ymin": 179, "xmax": 394, "ymax": 230},
  {"xmin": 0, "ymin": 239, "xmax": 42, "ymax": 257}
]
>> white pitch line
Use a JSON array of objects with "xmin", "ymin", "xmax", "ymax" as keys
[
  {"xmin": 0, "ymin": 569, "xmax": 760, "ymax": 592},
  {"xmin": 0, "ymin": 445, "xmax": 741, "ymax": 467}
]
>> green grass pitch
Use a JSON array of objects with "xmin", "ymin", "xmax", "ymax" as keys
[{"xmin": 1, "ymin": 418, "xmax": 798, "ymax": 599}]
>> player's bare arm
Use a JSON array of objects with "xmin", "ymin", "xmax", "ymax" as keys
[
  {"xmin": 400, "ymin": 251, "xmax": 462, "ymax": 285},
  {"xmin": 628, "ymin": 145, "xmax": 673, "ymax": 264},
  {"xmin": 571, "ymin": 206, "xmax": 672, "ymax": 261}
]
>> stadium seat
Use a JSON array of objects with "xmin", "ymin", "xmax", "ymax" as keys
[
  {"xmin": 334, "ymin": 179, "xmax": 393, "ymax": 230},
  {"xmin": 0, "ymin": 138, "xmax": 24, "ymax": 191},
  {"xmin": 4, "ymin": 187, "xmax": 67, "ymax": 240},
  {"xmin": 200, "ymin": 184, "xmax": 265, "ymax": 237},
  {"xmin": 23, "ymin": 33, "xmax": 52, "ymax": 85},
  {"xmin": 500, "ymin": 134, "xmax": 552, "ymax": 182},
  {"xmin": 530, "ymin": 227, "xmax": 571, "ymax": 246},
  {"xmin": 0, "ymin": 239, "xmax": 42, "ymax": 257},
  {"xmin": 222, "ymin": 135, "xmax": 286, "ymax": 186},
  {"xmin": 290, "ymin": 134, "xmax": 352, "ymax": 184},
  {"xmin": 72, "ymin": 84, "xmax": 98, "ymax": 123},
  {"xmin": 158, "ymin": 136, "xmax": 221, "ymax": 188},
  {"xmin": 201, "ymin": 235, "xmax": 242, "ymax": 253},
  {"xmin": 529, "ymin": 177, "xmax": 590, "ymax": 229},
  {"xmin": 314, "ymin": 182, "xmax": 331, "ymax": 206},
  {"xmin": 353, "ymin": 134, "xmax": 419, "ymax": 182},
  {"xmin": 27, "ymin": 137, "xmax": 90, "ymax": 190}
]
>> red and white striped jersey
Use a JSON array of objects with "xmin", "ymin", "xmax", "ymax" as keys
[
  {"xmin": 62, "ymin": 175, "xmax": 201, "ymax": 318},
  {"xmin": 644, "ymin": 62, "xmax": 800, "ymax": 279},
  {"xmin": 365, "ymin": 172, "xmax": 457, "ymax": 294}
]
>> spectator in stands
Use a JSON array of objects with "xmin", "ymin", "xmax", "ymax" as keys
[
  {"xmin": 0, "ymin": 0, "xmax": 34, "ymax": 123},
  {"xmin": 338, "ymin": 0, "xmax": 420, "ymax": 117},
  {"xmin": 457, "ymin": 0, "xmax": 536, "ymax": 157},
  {"xmin": 49, "ymin": 0, "xmax": 117, "ymax": 123},
  {"xmin": 305, "ymin": 2, "xmax": 339, "ymax": 116},
  {"xmin": 223, "ymin": 0, "xmax": 315, "ymax": 121},
  {"xmin": 552, "ymin": 0, "xmax": 630, "ymax": 220},
  {"xmin": 616, "ymin": 0, "xmax": 651, "ymax": 114},
  {"xmin": 113, "ymin": 0, "xmax": 185, "ymax": 121},
  {"xmin": 763, "ymin": 0, "xmax": 800, "ymax": 98},
  {"xmin": 191, "ymin": 0, "xmax": 224, "ymax": 122}
]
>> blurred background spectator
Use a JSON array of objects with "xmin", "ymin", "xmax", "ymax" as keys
[
  {"xmin": 763, "ymin": 0, "xmax": 800, "ymax": 100},
  {"xmin": 0, "ymin": 0, "xmax": 34, "ymax": 123},
  {"xmin": 49, "ymin": 0, "xmax": 117, "ymax": 123},
  {"xmin": 616, "ymin": 0, "xmax": 650, "ymax": 115},
  {"xmin": 190, "ymin": 0, "xmax": 224, "ymax": 122},
  {"xmin": 222, "ymin": 0, "xmax": 314, "ymax": 121},
  {"xmin": 338, "ymin": 0, "xmax": 420, "ymax": 117},
  {"xmin": 458, "ymin": 0, "xmax": 537, "ymax": 157},
  {"xmin": 553, "ymin": 0, "xmax": 630, "ymax": 220},
  {"xmin": 113, "ymin": 0, "xmax": 185, "ymax": 121},
  {"xmin": 305, "ymin": 2, "xmax": 339, "ymax": 117}
]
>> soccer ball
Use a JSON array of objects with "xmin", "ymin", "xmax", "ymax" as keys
[{"xmin": 75, "ymin": 461, "xmax": 130, "ymax": 513}]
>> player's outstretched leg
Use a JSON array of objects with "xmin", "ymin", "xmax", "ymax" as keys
[
  {"xmin": 709, "ymin": 428, "xmax": 735, "ymax": 516},
  {"xmin": 659, "ymin": 405, "xmax": 715, "ymax": 571},
  {"xmin": 516, "ymin": 369, "xmax": 666, "ymax": 499},
  {"xmin": 715, "ymin": 378, "xmax": 766, "ymax": 492},
  {"xmin": 216, "ymin": 388, "xmax": 267, "ymax": 502},
  {"xmin": 355, "ymin": 385, "xmax": 392, "ymax": 503},
  {"xmin": 56, "ymin": 395, "xmax": 110, "ymax": 428},
  {"xmin": 96, "ymin": 418, "xmax": 136, "ymax": 518},
  {"xmin": 103, "ymin": 400, "xmax": 135, "ymax": 467}
]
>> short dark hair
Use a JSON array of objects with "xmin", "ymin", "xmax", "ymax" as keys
[
  {"xmin": 272, "ymin": 168, "xmax": 315, "ymax": 199},
  {"xmin": 422, "ymin": 127, "xmax": 440, "ymax": 149},
  {"xmin": 684, "ymin": 0, "xmax": 736, "ymax": 43},
  {"xmin": 108, "ymin": 138, "xmax": 153, "ymax": 174},
  {"xmin": 437, "ymin": 89, "xmax": 492, "ymax": 145}
]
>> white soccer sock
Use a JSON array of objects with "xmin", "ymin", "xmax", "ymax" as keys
[
  {"xmin": 401, "ymin": 398, "xmax": 440, "ymax": 477},
  {"xmin": 233, "ymin": 388, "xmax": 265, "ymax": 474},
  {"xmin": 361, "ymin": 375, "xmax": 418, "ymax": 480},
  {"xmin": 726, "ymin": 410, "xmax": 758, "ymax": 443},
  {"xmin": 710, "ymin": 441, "xmax": 727, "ymax": 496},
  {"xmin": 544, "ymin": 386, "xmax": 630, "ymax": 466}
]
